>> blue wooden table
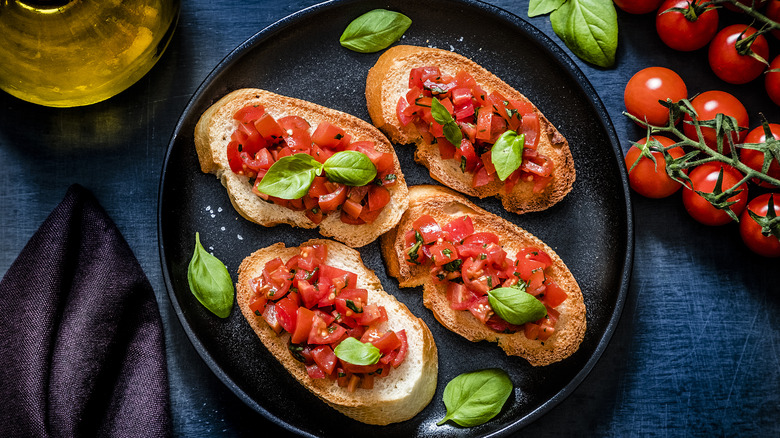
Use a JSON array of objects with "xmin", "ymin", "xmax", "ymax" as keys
[{"xmin": 0, "ymin": 0, "xmax": 777, "ymax": 436}]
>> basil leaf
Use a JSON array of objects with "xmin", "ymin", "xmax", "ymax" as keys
[
  {"xmin": 550, "ymin": 0, "xmax": 617, "ymax": 68},
  {"xmin": 437, "ymin": 369, "xmax": 513, "ymax": 427},
  {"xmin": 528, "ymin": 0, "xmax": 567, "ymax": 16},
  {"xmin": 339, "ymin": 9, "xmax": 412, "ymax": 53},
  {"xmin": 491, "ymin": 130, "xmax": 525, "ymax": 181},
  {"xmin": 488, "ymin": 285, "xmax": 547, "ymax": 326},
  {"xmin": 323, "ymin": 150, "xmax": 377, "ymax": 186},
  {"xmin": 254, "ymin": 153, "xmax": 323, "ymax": 200},
  {"xmin": 187, "ymin": 232, "xmax": 234, "ymax": 318},
  {"xmin": 334, "ymin": 337, "xmax": 381, "ymax": 366},
  {"xmin": 431, "ymin": 97, "xmax": 463, "ymax": 147}
]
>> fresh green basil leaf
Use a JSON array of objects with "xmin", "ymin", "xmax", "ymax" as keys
[
  {"xmin": 491, "ymin": 130, "xmax": 525, "ymax": 181},
  {"xmin": 528, "ymin": 0, "xmax": 567, "ymax": 16},
  {"xmin": 550, "ymin": 0, "xmax": 617, "ymax": 68},
  {"xmin": 254, "ymin": 153, "xmax": 323, "ymax": 200},
  {"xmin": 187, "ymin": 232, "xmax": 234, "ymax": 318},
  {"xmin": 488, "ymin": 285, "xmax": 547, "ymax": 326},
  {"xmin": 333, "ymin": 337, "xmax": 382, "ymax": 366},
  {"xmin": 431, "ymin": 97, "xmax": 463, "ymax": 147},
  {"xmin": 323, "ymin": 150, "xmax": 377, "ymax": 186},
  {"xmin": 437, "ymin": 368, "xmax": 513, "ymax": 427},
  {"xmin": 339, "ymin": 9, "xmax": 412, "ymax": 53}
]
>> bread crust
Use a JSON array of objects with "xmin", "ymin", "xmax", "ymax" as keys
[
  {"xmin": 195, "ymin": 88, "xmax": 409, "ymax": 247},
  {"xmin": 380, "ymin": 185, "xmax": 585, "ymax": 366},
  {"xmin": 366, "ymin": 45, "xmax": 575, "ymax": 215},
  {"xmin": 236, "ymin": 239, "xmax": 438, "ymax": 425}
]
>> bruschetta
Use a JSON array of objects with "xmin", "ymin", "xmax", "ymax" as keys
[
  {"xmin": 380, "ymin": 185, "xmax": 585, "ymax": 366},
  {"xmin": 366, "ymin": 45, "xmax": 575, "ymax": 215},
  {"xmin": 195, "ymin": 88, "xmax": 409, "ymax": 247},
  {"xmin": 236, "ymin": 238, "xmax": 438, "ymax": 425}
]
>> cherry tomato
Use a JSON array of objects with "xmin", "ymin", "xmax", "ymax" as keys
[
  {"xmin": 625, "ymin": 135, "xmax": 686, "ymax": 198},
  {"xmin": 613, "ymin": 0, "xmax": 664, "ymax": 14},
  {"xmin": 741, "ymin": 124, "xmax": 780, "ymax": 187},
  {"xmin": 655, "ymin": 0, "xmax": 719, "ymax": 51},
  {"xmin": 683, "ymin": 90, "xmax": 749, "ymax": 154},
  {"xmin": 624, "ymin": 67, "xmax": 688, "ymax": 126},
  {"xmin": 739, "ymin": 193, "xmax": 780, "ymax": 257},
  {"xmin": 708, "ymin": 25, "xmax": 769, "ymax": 84},
  {"xmin": 682, "ymin": 162, "xmax": 749, "ymax": 226},
  {"xmin": 766, "ymin": 55, "xmax": 780, "ymax": 106},
  {"xmin": 767, "ymin": 0, "xmax": 780, "ymax": 39}
]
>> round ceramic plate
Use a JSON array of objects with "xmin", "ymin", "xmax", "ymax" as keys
[{"xmin": 158, "ymin": 0, "xmax": 633, "ymax": 436}]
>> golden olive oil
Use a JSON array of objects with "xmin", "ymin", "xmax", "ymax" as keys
[{"xmin": 0, "ymin": 0, "xmax": 180, "ymax": 107}]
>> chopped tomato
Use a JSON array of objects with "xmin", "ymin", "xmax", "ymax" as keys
[
  {"xmin": 311, "ymin": 345, "xmax": 338, "ymax": 375},
  {"xmin": 521, "ymin": 113, "xmax": 539, "ymax": 149},
  {"xmin": 233, "ymin": 104, "xmax": 265, "ymax": 123},
  {"xmin": 291, "ymin": 307, "xmax": 315, "ymax": 344},
  {"xmin": 318, "ymin": 185, "xmax": 347, "ymax": 213},
  {"xmin": 429, "ymin": 240, "xmax": 459, "ymax": 266},
  {"xmin": 308, "ymin": 315, "xmax": 346, "ymax": 344},
  {"xmin": 468, "ymin": 296, "xmax": 493, "ymax": 323},
  {"xmin": 391, "ymin": 330, "xmax": 408, "ymax": 368},
  {"xmin": 371, "ymin": 331, "xmax": 402, "ymax": 355},
  {"xmin": 335, "ymin": 289, "xmax": 369, "ymax": 319},
  {"xmin": 412, "ymin": 215, "xmax": 444, "ymax": 244},
  {"xmin": 447, "ymin": 282, "xmax": 477, "ymax": 310},
  {"xmin": 442, "ymin": 215, "xmax": 474, "ymax": 243},
  {"xmin": 311, "ymin": 122, "xmax": 346, "ymax": 148},
  {"xmin": 542, "ymin": 279, "xmax": 568, "ymax": 308},
  {"xmin": 275, "ymin": 297, "xmax": 298, "ymax": 334},
  {"xmin": 253, "ymin": 113, "xmax": 285, "ymax": 142}
]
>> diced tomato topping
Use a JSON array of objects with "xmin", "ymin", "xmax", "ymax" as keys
[
  {"xmin": 311, "ymin": 122, "xmax": 346, "ymax": 148},
  {"xmin": 399, "ymin": 213, "xmax": 568, "ymax": 337},
  {"xmin": 233, "ymin": 104, "xmax": 265, "ymax": 123},
  {"xmin": 442, "ymin": 215, "xmax": 474, "ymax": 243},
  {"xmin": 412, "ymin": 214, "xmax": 445, "ymax": 244}
]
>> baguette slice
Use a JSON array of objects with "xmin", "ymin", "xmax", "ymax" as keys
[
  {"xmin": 236, "ymin": 239, "xmax": 438, "ymax": 425},
  {"xmin": 366, "ymin": 45, "xmax": 575, "ymax": 215},
  {"xmin": 195, "ymin": 88, "xmax": 409, "ymax": 247},
  {"xmin": 381, "ymin": 185, "xmax": 585, "ymax": 366}
]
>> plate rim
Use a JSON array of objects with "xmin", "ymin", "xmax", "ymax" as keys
[{"xmin": 157, "ymin": 0, "xmax": 634, "ymax": 435}]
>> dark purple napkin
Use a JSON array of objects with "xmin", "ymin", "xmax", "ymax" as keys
[{"xmin": 0, "ymin": 185, "xmax": 171, "ymax": 438}]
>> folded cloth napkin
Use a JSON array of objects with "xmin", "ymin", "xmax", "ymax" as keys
[{"xmin": 0, "ymin": 184, "xmax": 171, "ymax": 438}]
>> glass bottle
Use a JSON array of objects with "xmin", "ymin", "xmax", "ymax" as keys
[{"xmin": 0, "ymin": 0, "xmax": 180, "ymax": 107}]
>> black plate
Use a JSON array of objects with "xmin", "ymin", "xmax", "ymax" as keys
[{"xmin": 158, "ymin": 0, "xmax": 633, "ymax": 436}]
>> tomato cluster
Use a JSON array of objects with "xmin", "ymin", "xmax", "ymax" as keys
[
  {"xmin": 623, "ymin": 66, "xmax": 780, "ymax": 257},
  {"xmin": 248, "ymin": 243, "xmax": 409, "ymax": 391},
  {"xmin": 228, "ymin": 104, "xmax": 397, "ymax": 225},
  {"xmin": 404, "ymin": 214, "xmax": 568, "ymax": 339},
  {"xmin": 617, "ymin": 0, "xmax": 780, "ymax": 101},
  {"xmin": 397, "ymin": 66, "xmax": 554, "ymax": 191}
]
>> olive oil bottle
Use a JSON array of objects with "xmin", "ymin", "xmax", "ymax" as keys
[{"xmin": 0, "ymin": 0, "xmax": 180, "ymax": 107}]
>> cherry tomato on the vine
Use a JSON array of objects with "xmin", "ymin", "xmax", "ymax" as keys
[
  {"xmin": 624, "ymin": 67, "xmax": 687, "ymax": 126},
  {"xmin": 739, "ymin": 193, "xmax": 780, "ymax": 258},
  {"xmin": 683, "ymin": 90, "xmax": 749, "ymax": 154},
  {"xmin": 766, "ymin": 55, "xmax": 780, "ymax": 106},
  {"xmin": 682, "ymin": 162, "xmax": 749, "ymax": 226},
  {"xmin": 741, "ymin": 124, "xmax": 780, "ymax": 187},
  {"xmin": 613, "ymin": 0, "xmax": 664, "ymax": 14},
  {"xmin": 708, "ymin": 25, "xmax": 769, "ymax": 85},
  {"xmin": 625, "ymin": 136, "xmax": 686, "ymax": 198},
  {"xmin": 656, "ymin": 0, "xmax": 719, "ymax": 52}
]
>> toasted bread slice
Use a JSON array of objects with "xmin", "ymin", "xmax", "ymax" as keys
[
  {"xmin": 366, "ymin": 45, "xmax": 575, "ymax": 215},
  {"xmin": 236, "ymin": 239, "xmax": 438, "ymax": 425},
  {"xmin": 195, "ymin": 88, "xmax": 409, "ymax": 247},
  {"xmin": 381, "ymin": 185, "xmax": 585, "ymax": 366}
]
